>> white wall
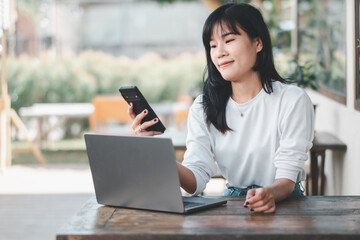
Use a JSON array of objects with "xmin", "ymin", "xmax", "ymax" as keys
[{"xmin": 305, "ymin": 0, "xmax": 360, "ymax": 195}]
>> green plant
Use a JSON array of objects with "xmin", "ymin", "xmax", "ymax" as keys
[
  {"xmin": 5, "ymin": 51, "xmax": 205, "ymax": 112},
  {"xmin": 285, "ymin": 59, "xmax": 318, "ymax": 90},
  {"xmin": 5, "ymin": 51, "xmax": 206, "ymax": 139}
]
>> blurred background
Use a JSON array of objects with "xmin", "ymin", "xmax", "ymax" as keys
[
  {"xmin": 5, "ymin": 0, "xmax": 348, "ymax": 143},
  {"xmin": 0, "ymin": 0, "xmax": 359, "ymax": 239}
]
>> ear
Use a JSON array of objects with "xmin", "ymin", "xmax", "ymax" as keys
[{"xmin": 255, "ymin": 37, "xmax": 263, "ymax": 53}]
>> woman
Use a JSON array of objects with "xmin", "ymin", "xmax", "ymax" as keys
[{"xmin": 128, "ymin": 3, "xmax": 314, "ymax": 213}]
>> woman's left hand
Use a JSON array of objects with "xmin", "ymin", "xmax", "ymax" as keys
[{"xmin": 244, "ymin": 188, "xmax": 276, "ymax": 213}]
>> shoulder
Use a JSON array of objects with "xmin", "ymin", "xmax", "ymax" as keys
[
  {"xmin": 188, "ymin": 94, "xmax": 205, "ymax": 117},
  {"xmin": 271, "ymin": 81, "xmax": 311, "ymax": 104},
  {"xmin": 188, "ymin": 94, "xmax": 207, "ymax": 124},
  {"xmin": 271, "ymin": 82, "xmax": 314, "ymax": 122},
  {"xmin": 193, "ymin": 94, "xmax": 203, "ymax": 103},
  {"xmin": 191, "ymin": 94, "xmax": 204, "ymax": 109}
]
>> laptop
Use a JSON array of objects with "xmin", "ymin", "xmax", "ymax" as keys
[{"xmin": 84, "ymin": 133, "xmax": 227, "ymax": 214}]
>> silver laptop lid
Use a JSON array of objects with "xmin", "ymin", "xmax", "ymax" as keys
[{"xmin": 84, "ymin": 133, "xmax": 185, "ymax": 213}]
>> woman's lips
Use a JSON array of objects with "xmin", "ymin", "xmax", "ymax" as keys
[{"xmin": 219, "ymin": 60, "xmax": 234, "ymax": 68}]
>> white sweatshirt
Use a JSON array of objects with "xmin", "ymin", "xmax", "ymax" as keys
[{"xmin": 182, "ymin": 81, "xmax": 314, "ymax": 196}]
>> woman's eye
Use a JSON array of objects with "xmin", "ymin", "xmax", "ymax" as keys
[
  {"xmin": 210, "ymin": 45, "xmax": 216, "ymax": 48},
  {"xmin": 226, "ymin": 39, "xmax": 234, "ymax": 44}
]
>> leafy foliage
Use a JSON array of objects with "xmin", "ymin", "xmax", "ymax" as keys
[
  {"xmin": 284, "ymin": 59, "xmax": 318, "ymax": 90},
  {"xmin": 6, "ymin": 51, "xmax": 206, "ymax": 112}
]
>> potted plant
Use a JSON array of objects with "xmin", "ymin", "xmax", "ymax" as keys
[{"xmin": 285, "ymin": 59, "xmax": 318, "ymax": 90}]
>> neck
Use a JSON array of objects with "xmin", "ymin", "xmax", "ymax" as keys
[{"xmin": 231, "ymin": 73, "xmax": 262, "ymax": 104}]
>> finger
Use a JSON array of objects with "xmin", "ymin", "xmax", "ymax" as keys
[
  {"xmin": 128, "ymin": 103, "xmax": 137, "ymax": 120},
  {"xmin": 246, "ymin": 188, "xmax": 266, "ymax": 205},
  {"xmin": 244, "ymin": 189, "xmax": 256, "ymax": 207},
  {"xmin": 139, "ymin": 118, "xmax": 159, "ymax": 130},
  {"xmin": 252, "ymin": 201, "xmax": 275, "ymax": 213},
  {"xmin": 263, "ymin": 205, "xmax": 276, "ymax": 213},
  {"xmin": 152, "ymin": 131, "xmax": 163, "ymax": 135},
  {"xmin": 250, "ymin": 192, "xmax": 272, "ymax": 210},
  {"xmin": 131, "ymin": 109, "xmax": 148, "ymax": 130},
  {"xmin": 245, "ymin": 189, "xmax": 256, "ymax": 200},
  {"xmin": 249, "ymin": 197, "xmax": 272, "ymax": 209},
  {"xmin": 251, "ymin": 204, "xmax": 272, "ymax": 213},
  {"xmin": 139, "ymin": 131, "xmax": 163, "ymax": 136},
  {"xmin": 133, "ymin": 125, "xmax": 142, "ymax": 135}
]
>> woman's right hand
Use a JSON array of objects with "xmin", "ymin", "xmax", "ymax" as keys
[{"xmin": 128, "ymin": 103, "xmax": 163, "ymax": 136}]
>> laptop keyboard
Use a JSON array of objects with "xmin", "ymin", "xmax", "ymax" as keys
[{"xmin": 183, "ymin": 201, "xmax": 205, "ymax": 209}]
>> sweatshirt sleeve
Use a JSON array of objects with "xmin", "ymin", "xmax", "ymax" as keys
[
  {"xmin": 274, "ymin": 87, "xmax": 315, "ymax": 183},
  {"xmin": 181, "ymin": 95, "xmax": 218, "ymax": 196}
]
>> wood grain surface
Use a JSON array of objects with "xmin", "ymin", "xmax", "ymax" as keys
[{"xmin": 57, "ymin": 196, "xmax": 360, "ymax": 240}]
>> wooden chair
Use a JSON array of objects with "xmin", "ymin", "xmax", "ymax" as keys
[
  {"xmin": 305, "ymin": 132, "xmax": 347, "ymax": 195},
  {"xmin": 89, "ymin": 95, "xmax": 132, "ymax": 133}
]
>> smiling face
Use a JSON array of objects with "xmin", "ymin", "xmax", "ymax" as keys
[{"xmin": 209, "ymin": 23, "xmax": 263, "ymax": 83}]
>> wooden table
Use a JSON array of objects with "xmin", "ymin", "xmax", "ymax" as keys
[
  {"xmin": 18, "ymin": 102, "xmax": 184, "ymax": 142},
  {"xmin": 309, "ymin": 132, "xmax": 347, "ymax": 196},
  {"xmin": 19, "ymin": 103, "xmax": 94, "ymax": 142},
  {"xmin": 56, "ymin": 196, "xmax": 360, "ymax": 240}
]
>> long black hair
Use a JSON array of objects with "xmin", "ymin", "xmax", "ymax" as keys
[{"xmin": 202, "ymin": 3, "xmax": 286, "ymax": 133}]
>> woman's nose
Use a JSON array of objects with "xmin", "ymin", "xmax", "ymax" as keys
[{"xmin": 216, "ymin": 44, "xmax": 227, "ymax": 58}]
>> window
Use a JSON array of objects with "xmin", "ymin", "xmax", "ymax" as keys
[
  {"xmin": 298, "ymin": 0, "xmax": 346, "ymax": 104},
  {"xmin": 356, "ymin": 0, "xmax": 360, "ymax": 110}
]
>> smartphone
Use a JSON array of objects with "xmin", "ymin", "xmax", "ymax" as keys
[{"xmin": 119, "ymin": 86, "xmax": 166, "ymax": 133}]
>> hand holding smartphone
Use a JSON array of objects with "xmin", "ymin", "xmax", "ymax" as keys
[{"xmin": 119, "ymin": 86, "xmax": 166, "ymax": 133}]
